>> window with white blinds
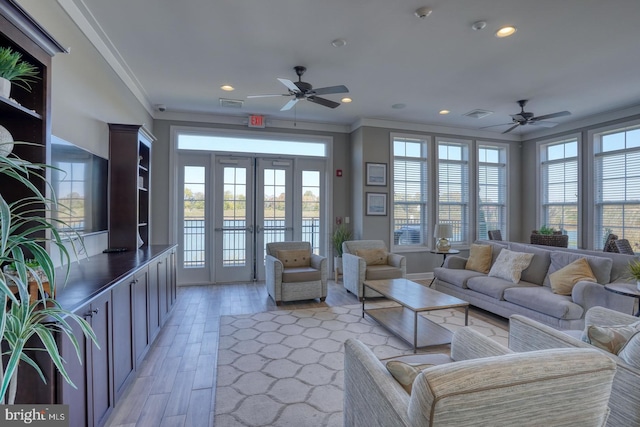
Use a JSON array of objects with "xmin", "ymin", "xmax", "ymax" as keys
[
  {"xmin": 540, "ymin": 139, "xmax": 578, "ymax": 248},
  {"xmin": 477, "ymin": 144, "xmax": 507, "ymax": 240},
  {"xmin": 437, "ymin": 139, "xmax": 470, "ymax": 245},
  {"xmin": 392, "ymin": 136, "xmax": 428, "ymax": 247},
  {"xmin": 594, "ymin": 127, "xmax": 640, "ymax": 252}
]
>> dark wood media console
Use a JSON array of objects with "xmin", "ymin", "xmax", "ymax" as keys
[{"xmin": 16, "ymin": 245, "xmax": 178, "ymax": 427}]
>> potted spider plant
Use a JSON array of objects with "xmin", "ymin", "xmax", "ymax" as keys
[
  {"xmin": 0, "ymin": 146, "xmax": 98, "ymax": 404},
  {"xmin": 628, "ymin": 259, "xmax": 640, "ymax": 291},
  {"xmin": 0, "ymin": 46, "xmax": 40, "ymax": 98}
]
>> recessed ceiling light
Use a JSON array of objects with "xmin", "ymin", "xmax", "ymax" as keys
[
  {"xmin": 341, "ymin": 97, "xmax": 352, "ymax": 103},
  {"xmin": 439, "ymin": 109, "xmax": 450, "ymax": 115},
  {"xmin": 495, "ymin": 26, "xmax": 517, "ymax": 38},
  {"xmin": 392, "ymin": 103, "xmax": 406, "ymax": 109},
  {"xmin": 221, "ymin": 85, "xmax": 234, "ymax": 91},
  {"xmin": 331, "ymin": 38, "xmax": 347, "ymax": 48},
  {"xmin": 471, "ymin": 21, "xmax": 486, "ymax": 31}
]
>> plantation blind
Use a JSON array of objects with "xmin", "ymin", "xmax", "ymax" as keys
[
  {"xmin": 437, "ymin": 140, "xmax": 470, "ymax": 245},
  {"xmin": 478, "ymin": 145, "xmax": 507, "ymax": 240}
]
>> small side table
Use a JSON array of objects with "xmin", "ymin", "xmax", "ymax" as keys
[
  {"xmin": 604, "ymin": 282, "xmax": 640, "ymax": 317},
  {"xmin": 429, "ymin": 249, "xmax": 461, "ymax": 287}
]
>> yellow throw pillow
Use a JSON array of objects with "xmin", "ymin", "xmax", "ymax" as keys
[
  {"xmin": 386, "ymin": 361, "xmax": 434, "ymax": 394},
  {"xmin": 355, "ymin": 248, "xmax": 387, "ymax": 265},
  {"xmin": 549, "ymin": 257, "xmax": 597, "ymax": 295},
  {"xmin": 465, "ymin": 244, "xmax": 492, "ymax": 273},
  {"xmin": 276, "ymin": 249, "xmax": 310, "ymax": 268}
]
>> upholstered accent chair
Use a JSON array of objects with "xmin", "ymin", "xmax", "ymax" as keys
[
  {"xmin": 342, "ymin": 240, "xmax": 406, "ymax": 300},
  {"xmin": 344, "ymin": 328, "xmax": 616, "ymax": 427},
  {"xmin": 265, "ymin": 241, "xmax": 327, "ymax": 305}
]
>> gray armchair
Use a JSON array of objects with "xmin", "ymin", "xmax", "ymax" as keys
[
  {"xmin": 510, "ymin": 306, "xmax": 640, "ymax": 426},
  {"xmin": 265, "ymin": 241, "xmax": 327, "ymax": 305},
  {"xmin": 344, "ymin": 328, "xmax": 616, "ymax": 427},
  {"xmin": 342, "ymin": 240, "xmax": 406, "ymax": 300}
]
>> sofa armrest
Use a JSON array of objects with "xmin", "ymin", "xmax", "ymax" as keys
[
  {"xmin": 585, "ymin": 305, "xmax": 638, "ymax": 327},
  {"xmin": 387, "ymin": 253, "xmax": 406, "ymax": 270},
  {"xmin": 265, "ymin": 255, "xmax": 283, "ymax": 301},
  {"xmin": 572, "ymin": 280, "xmax": 635, "ymax": 314},
  {"xmin": 344, "ymin": 338, "xmax": 411, "ymax": 427},
  {"xmin": 442, "ymin": 255, "xmax": 467, "ymax": 269},
  {"xmin": 343, "ymin": 253, "xmax": 367, "ymax": 296},
  {"xmin": 450, "ymin": 327, "xmax": 512, "ymax": 361},
  {"xmin": 310, "ymin": 253, "xmax": 326, "ymax": 271},
  {"xmin": 508, "ymin": 314, "xmax": 591, "ymax": 353}
]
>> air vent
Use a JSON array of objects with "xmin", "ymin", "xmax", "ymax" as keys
[
  {"xmin": 464, "ymin": 109, "xmax": 493, "ymax": 119},
  {"xmin": 220, "ymin": 98, "xmax": 244, "ymax": 109}
]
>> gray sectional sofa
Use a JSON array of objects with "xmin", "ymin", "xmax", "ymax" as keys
[{"xmin": 434, "ymin": 240, "xmax": 638, "ymax": 329}]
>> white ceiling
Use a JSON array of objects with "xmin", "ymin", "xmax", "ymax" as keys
[{"xmin": 64, "ymin": 0, "xmax": 640, "ymax": 135}]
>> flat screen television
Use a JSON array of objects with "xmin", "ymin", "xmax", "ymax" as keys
[{"xmin": 50, "ymin": 136, "xmax": 108, "ymax": 236}]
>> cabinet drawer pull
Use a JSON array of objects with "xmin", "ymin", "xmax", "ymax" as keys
[{"xmin": 84, "ymin": 308, "xmax": 99, "ymax": 318}]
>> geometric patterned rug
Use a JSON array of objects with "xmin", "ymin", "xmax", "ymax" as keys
[{"xmin": 214, "ymin": 303, "xmax": 508, "ymax": 426}]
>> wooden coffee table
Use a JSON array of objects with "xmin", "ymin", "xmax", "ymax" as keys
[{"xmin": 363, "ymin": 278, "xmax": 469, "ymax": 353}]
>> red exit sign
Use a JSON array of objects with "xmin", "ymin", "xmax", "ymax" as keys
[{"xmin": 248, "ymin": 115, "xmax": 265, "ymax": 128}]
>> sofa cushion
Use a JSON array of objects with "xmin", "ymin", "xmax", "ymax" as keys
[
  {"xmin": 503, "ymin": 286, "xmax": 584, "ymax": 320},
  {"xmin": 619, "ymin": 333, "xmax": 640, "ymax": 370},
  {"xmin": 584, "ymin": 322, "xmax": 640, "ymax": 354},
  {"xmin": 277, "ymin": 249, "xmax": 310, "ymax": 268},
  {"xmin": 365, "ymin": 265, "xmax": 403, "ymax": 280},
  {"xmin": 488, "ymin": 249, "xmax": 534, "ymax": 283},
  {"xmin": 386, "ymin": 361, "xmax": 434, "ymax": 394},
  {"xmin": 355, "ymin": 248, "xmax": 388, "ymax": 265},
  {"xmin": 467, "ymin": 276, "xmax": 538, "ymax": 300},
  {"xmin": 509, "ymin": 242, "xmax": 552, "ymax": 285},
  {"xmin": 549, "ymin": 257, "xmax": 597, "ymax": 295},
  {"xmin": 281, "ymin": 267, "xmax": 321, "ymax": 283},
  {"xmin": 465, "ymin": 244, "xmax": 492, "ymax": 273},
  {"xmin": 434, "ymin": 267, "xmax": 485, "ymax": 289},
  {"xmin": 543, "ymin": 251, "xmax": 613, "ymax": 286}
]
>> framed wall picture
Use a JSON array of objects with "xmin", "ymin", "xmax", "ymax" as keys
[
  {"xmin": 366, "ymin": 192, "xmax": 387, "ymax": 216},
  {"xmin": 366, "ymin": 162, "xmax": 387, "ymax": 186}
]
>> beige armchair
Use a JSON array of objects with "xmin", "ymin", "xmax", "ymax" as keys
[
  {"xmin": 265, "ymin": 241, "xmax": 327, "ymax": 305},
  {"xmin": 342, "ymin": 240, "xmax": 405, "ymax": 300},
  {"xmin": 344, "ymin": 327, "xmax": 616, "ymax": 427}
]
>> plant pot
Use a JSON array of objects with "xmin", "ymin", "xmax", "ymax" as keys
[
  {"xmin": 0, "ymin": 124, "xmax": 14, "ymax": 157},
  {"xmin": 0, "ymin": 77, "xmax": 10, "ymax": 98}
]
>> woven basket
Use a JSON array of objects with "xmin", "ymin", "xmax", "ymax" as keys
[{"xmin": 530, "ymin": 231, "xmax": 569, "ymax": 247}]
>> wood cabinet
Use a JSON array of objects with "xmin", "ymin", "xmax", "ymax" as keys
[
  {"xmin": 0, "ymin": 0, "xmax": 65, "ymax": 230},
  {"xmin": 108, "ymin": 123, "xmax": 155, "ymax": 250},
  {"xmin": 132, "ymin": 268, "xmax": 149, "ymax": 367}
]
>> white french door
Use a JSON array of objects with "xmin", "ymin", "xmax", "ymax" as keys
[{"xmin": 177, "ymin": 153, "xmax": 325, "ymax": 284}]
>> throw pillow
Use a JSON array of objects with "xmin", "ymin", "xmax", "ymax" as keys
[
  {"xmin": 543, "ymin": 252, "xmax": 612, "ymax": 287},
  {"xmin": 487, "ymin": 249, "xmax": 535, "ymax": 283},
  {"xmin": 276, "ymin": 249, "xmax": 310, "ymax": 268},
  {"xmin": 355, "ymin": 248, "xmax": 387, "ymax": 265},
  {"xmin": 386, "ymin": 360, "xmax": 434, "ymax": 394},
  {"xmin": 465, "ymin": 244, "xmax": 492, "ymax": 274},
  {"xmin": 618, "ymin": 332, "xmax": 640, "ymax": 370},
  {"xmin": 548, "ymin": 257, "xmax": 597, "ymax": 295},
  {"xmin": 585, "ymin": 321, "xmax": 640, "ymax": 354}
]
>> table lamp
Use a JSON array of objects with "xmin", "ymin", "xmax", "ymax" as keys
[{"xmin": 434, "ymin": 223, "xmax": 453, "ymax": 252}]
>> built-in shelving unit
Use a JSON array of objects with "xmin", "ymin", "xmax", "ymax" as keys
[{"xmin": 108, "ymin": 123, "xmax": 155, "ymax": 250}]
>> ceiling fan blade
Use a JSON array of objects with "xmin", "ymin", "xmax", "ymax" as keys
[
  {"xmin": 529, "ymin": 121, "xmax": 559, "ymax": 128},
  {"xmin": 502, "ymin": 124, "xmax": 520, "ymax": 134},
  {"xmin": 247, "ymin": 94, "xmax": 288, "ymax": 98},
  {"xmin": 531, "ymin": 111, "xmax": 571, "ymax": 121},
  {"xmin": 277, "ymin": 78, "xmax": 300, "ymax": 93},
  {"xmin": 307, "ymin": 96, "xmax": 340, "ymax": 109},
  {"xmin": 311, "ymin": 85, "xmax": 349, "ymax": 96},
  {"xmin": 280, "ymin": 98, "xmax": 299, "ymax": 111},
  {"xmin": 480, "ymin": 123, "xmax": 516, "ymax": 129}
]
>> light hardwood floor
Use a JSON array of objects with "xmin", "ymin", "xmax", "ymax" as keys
[{"xmin": 105, "ymin": 280, "xmax": 507, "ymax": 427}]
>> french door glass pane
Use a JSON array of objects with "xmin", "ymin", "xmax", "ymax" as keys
[
  {"xmin": 263, "ymin": 169, "xmax": 287, "ymax": 248},
  {"xmin": 302, "ymin": 170, "xmax": 320, "ymax": 254},
  {"xmin": 223, "ymin": 167, "xmax": 247, "ymax": 266},
  {"xmin": 183, "ymin": 166, "xmax": 205, "ymax": 268}
]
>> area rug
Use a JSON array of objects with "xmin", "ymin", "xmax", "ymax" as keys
[{"xmin": 214, "ymin": 303, "xmax": 508, "ymax": 427}]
